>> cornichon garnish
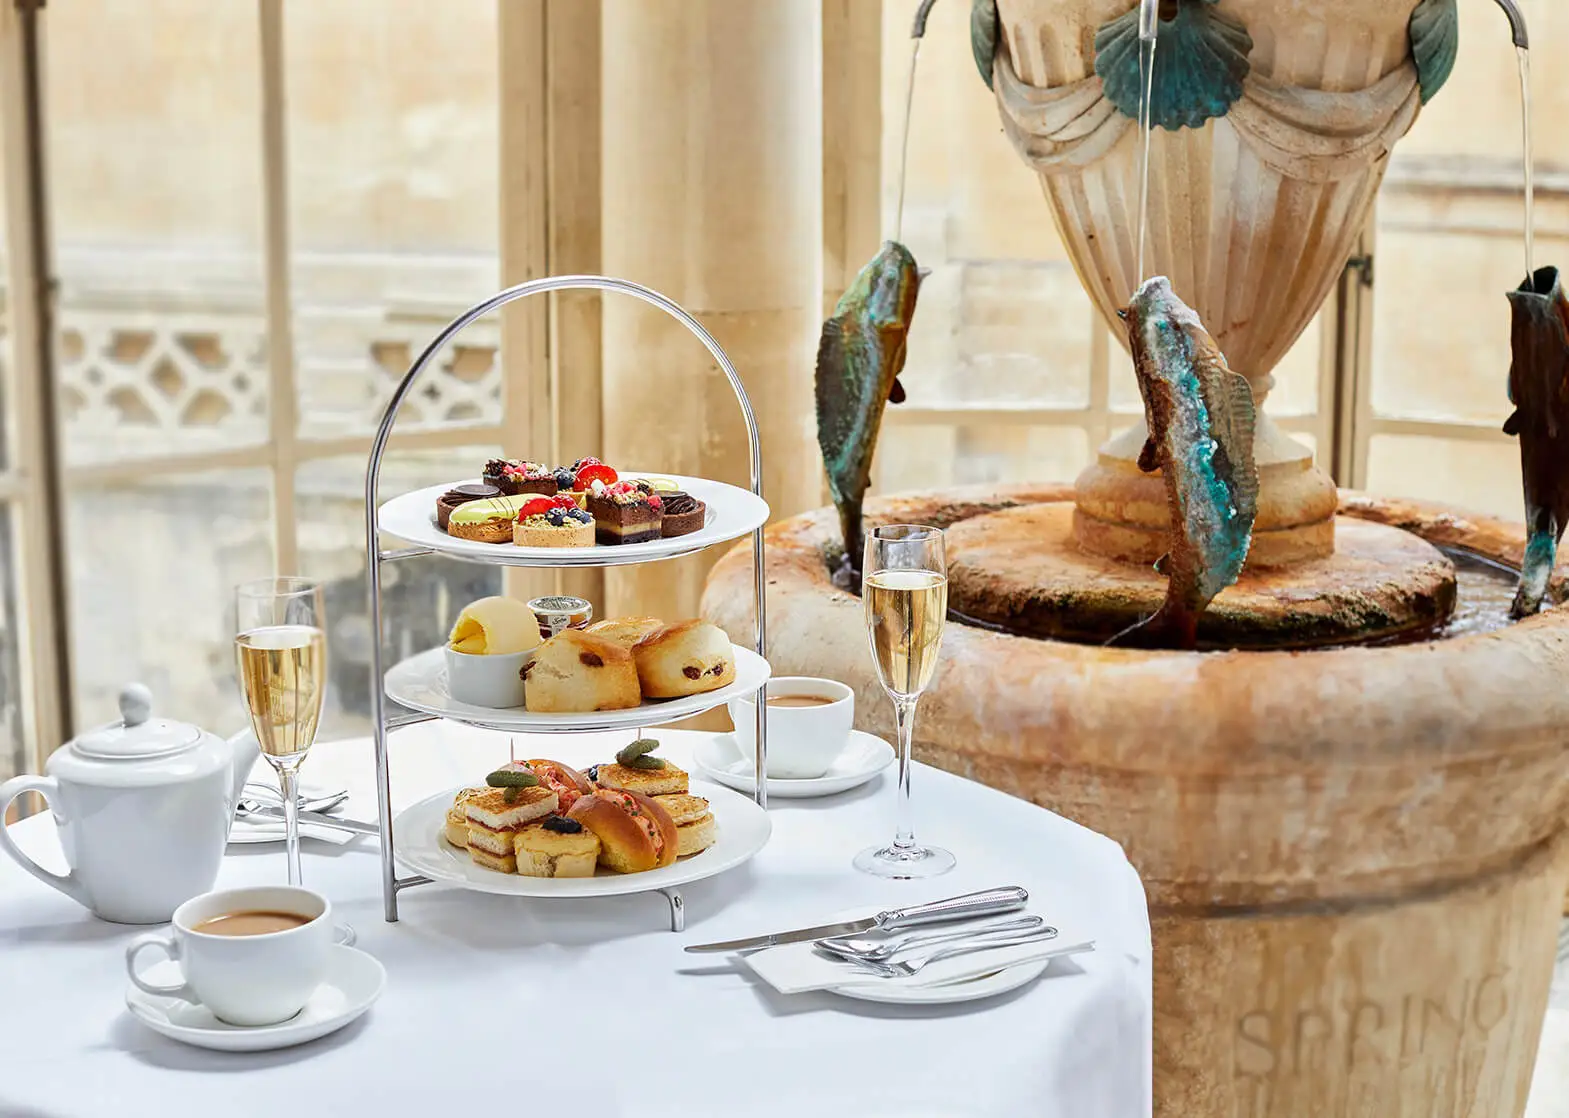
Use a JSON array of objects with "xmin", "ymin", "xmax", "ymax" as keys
[
  {"xmin": 486, "ymin": 769, "xmax": 539, "ymax": 788},
  {"xmin": 616, "ymin": 738, "xmax": 666, "ymax": 769}
]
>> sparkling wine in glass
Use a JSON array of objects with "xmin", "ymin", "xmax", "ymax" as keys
[
  {"xmin": 235, "ymin": 577, "xmax": 327, "ymax": 886},
  {"xmin": 855, "ymin": 525, "xmax": 955, "ymax": 879}
]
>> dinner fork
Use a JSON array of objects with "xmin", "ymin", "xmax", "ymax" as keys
[{"xmin": 830, "ymin": 925, "xmax": 1060, "ymax": 978}]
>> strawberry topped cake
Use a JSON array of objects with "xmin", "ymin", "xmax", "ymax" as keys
[{"xmin": 512, "ymin": 494, "xmax": 595, "ymax": 547}]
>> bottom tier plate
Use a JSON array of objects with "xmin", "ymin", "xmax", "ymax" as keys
[{"xmin": 391, "ymin": 779, "xmax": 770, "ymax": 898}]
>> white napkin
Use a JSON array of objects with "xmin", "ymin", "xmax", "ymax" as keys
[
  {"xmin": 228, "ymin": 784, "xmax": 357, "ymax": 846},
  {"xmin": 742, "ymin": 926, "xmax": 1097, "ymax": 995}
]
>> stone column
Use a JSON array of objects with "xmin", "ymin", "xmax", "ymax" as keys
[{"xmin": 600, "ymin": 0, "xmax": 823, "ymax": 622}]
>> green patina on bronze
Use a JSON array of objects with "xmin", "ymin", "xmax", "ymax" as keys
[
  {"xmin": 1409, "ymin": 0, "xmax": 1460, "ymax": 104},
  {"xmin": 1094, "ymin": 0, "xmax": 1252, "ymax": 131},
  {"xmin": 1114, "ymin": 277, "xmax": 1258, "ymax": 649},
  {"xmin": 1503, "ymin": 265, "xmax": 1569, "ymax": 617},
  {"xmin": 815, "ymin": 241, "xmax": 922, "ymax": 581},
  {"xmin": 970, "ymin": 0, "xmax": 999, "ymax": 89}
]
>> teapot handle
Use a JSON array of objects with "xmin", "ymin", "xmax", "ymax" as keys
[{"xmin": 0, "ymin": 776, "xmax": 89, "ymax": 909}]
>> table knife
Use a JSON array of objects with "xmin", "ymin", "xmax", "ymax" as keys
[{"xmin": 683, "ymin": 886, "xmax": 1029, "ymax": 953}]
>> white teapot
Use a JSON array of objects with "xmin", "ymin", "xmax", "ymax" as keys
[{"xmin": 0, "ymin": 684, "xmax": 258, "ymax": 924}]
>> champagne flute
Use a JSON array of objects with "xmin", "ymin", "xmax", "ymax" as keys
[
  {"xmin": 855, "ymin": 524, "xmax": 955, "ymax": 879},
  {"xmin": 235, "ymin": 577, "xmax": 327, "ymax": 886}
]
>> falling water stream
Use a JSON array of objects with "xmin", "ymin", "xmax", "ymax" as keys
[
  {"xmin": 1518, "ymin": 44, "xmax": 1534, "ymax": 283},
  {"xmin": 894, "ymin": 35, "xmax": 923, "ymax": 243},
  {"xmin": 1135, "ymin": 35, "xmax": 1157, "ymax": 292}
]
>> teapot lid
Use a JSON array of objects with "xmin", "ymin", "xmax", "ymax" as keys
[{"xmin": 71, "ymin": 684, "xmax": 202, "ymax": 760}]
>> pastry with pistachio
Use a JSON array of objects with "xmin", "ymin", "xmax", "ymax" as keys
[
  {"xmin": 446, "ymin": 493, "xmax": 531, "ymax": 543},
  {"xmin": 593, "ymin": 737, "xmax": 689, "ymax": 797}
]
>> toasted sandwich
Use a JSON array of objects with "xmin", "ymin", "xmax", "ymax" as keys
[
  {"xmin": 464, "ymin": 784, "xmax": 559, "ymax": 873},
  {"xmin": 654, "ymin": 793, "xmax": 717, "ymax": 857},
  {"xmin": 594, "ymin": 759, "xmax": 688, "ymax": 798}
]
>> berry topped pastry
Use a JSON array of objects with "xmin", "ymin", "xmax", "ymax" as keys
[
  {"xmin": 513, "ymin": 494, "xmax": 595, "ymax": 548},
  {"xmin": 572, "ymin": 458, "xmax": 619, "ymax": 492},
  {"xmin": 586, "ymin": 480, "xmax": 663, "ymax": 545},
  {"xmin": 483, "ymin": 458, "xmax": 559, "ymax": 497}
]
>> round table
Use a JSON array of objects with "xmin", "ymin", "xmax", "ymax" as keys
[{"xmin": 0, "ymin": 721, "xmax": 1151, "ymax": 1117}]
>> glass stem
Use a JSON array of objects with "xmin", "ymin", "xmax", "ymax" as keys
[
  {"xmin": 278, "ymin": 762, "xmax": 303, "ymax": 886},
  {"xmin": 892, "ymin": 694, "xmax": 919, "ymax": 852}
]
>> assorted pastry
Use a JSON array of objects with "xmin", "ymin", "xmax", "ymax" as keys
[
  {"xmin": 435, "ymin": 457, "xmax": 707, "ymax": 547},
  {"xmin": 442, "ymin": 739, "xmax": 717, "ymax": 878}
]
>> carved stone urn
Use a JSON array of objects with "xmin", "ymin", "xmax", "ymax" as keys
[{"xmin": 977, "ymin": 0, "xmax": 1454, "ymax": 566}]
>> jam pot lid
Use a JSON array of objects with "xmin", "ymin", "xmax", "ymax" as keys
[{"xmin": 70, "ymin": 684, "xmax": 202, "ymax": 760}]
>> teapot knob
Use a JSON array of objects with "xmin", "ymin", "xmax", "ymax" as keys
[{"xmin": 118, "ymin": 683, "xmax": 153, "ymax": 727}]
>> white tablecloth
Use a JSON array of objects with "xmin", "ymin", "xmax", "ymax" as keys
[{"xmin": 0, "ymin": 721, "xmax": 1151, "ymax": 1118}]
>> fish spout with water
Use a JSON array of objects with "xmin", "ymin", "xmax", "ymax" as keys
[
  {"xmin": 815, "ymin": 240, "xmax": 923, "ymax": 586},
  {"xmin": 1111, "ymin": 276, "xmax": 1259, "ymax": 650},
  {"xmin": 1503, "ymin": 265, "xmax": 1569, "ymax": 617}
]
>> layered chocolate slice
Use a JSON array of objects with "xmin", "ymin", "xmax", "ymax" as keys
[
  {"xmin": 586, "ymin": 480, "xmax": 663, "ymax": 545},
  {"xmin": 483, "ymin": 458, "xmax": 558, "ymax": 497}
]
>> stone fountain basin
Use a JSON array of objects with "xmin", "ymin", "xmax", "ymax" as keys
[{"xmin": 701, "ymin": 483, "xmax": 1569, "ymax": 911}]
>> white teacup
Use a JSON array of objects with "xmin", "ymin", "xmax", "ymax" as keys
[
  {"xmin": 445, "ymin": 645, "xmax": 528, "ymax": 708},
  {"xmin": 728, "ymin": 677, "xmax": 854, "ymax": 779},
  {"xmin": 124, "ymin": 885, "xmax": 354, "ymax": 1026}
]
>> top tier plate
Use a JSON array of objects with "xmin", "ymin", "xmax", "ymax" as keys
[{"xmin": 377, "ymin": 472, "xmax": 769, "ymax": 568}]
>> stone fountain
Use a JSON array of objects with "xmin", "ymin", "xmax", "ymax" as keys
[{"xmin": 704, "ymin": 1, "xmax": 1569, "ymax": 1115}]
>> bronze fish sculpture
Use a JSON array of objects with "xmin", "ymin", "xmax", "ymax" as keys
[
  {"xmin": 815, "ymin": 240, "xmax": 922, "ymax": 586},
  {"xmin": 1112, "ymin": 276, "xmax": 1258, "ymax": 649},
  {"xmin": 1503, "ymin": 265, "xmax": 1569, "ymax": 617}
]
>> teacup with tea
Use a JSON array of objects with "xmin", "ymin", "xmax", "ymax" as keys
[
  {"xmin": 125, "ymin": 884, "xmax": 354, "ymax": 1026},
  {"xmin": 728, "ymin": 676, "xmax": 854, "ymax": 779}
]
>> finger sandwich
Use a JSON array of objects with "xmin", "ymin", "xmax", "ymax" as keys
[
  {"xmin": 464, "ymin": 785, "xmax": 559, "ymax": 873},
  {"xmin": 654, "ymin": 793, "xmax": 717, "ymax": 857},
  {"xmin": 594, "ymin": 759, "xmax": 688, "ymax": 798},
  {"xmin": 444, "ymin": 788, "xmax": 486, "ymax": 848}
]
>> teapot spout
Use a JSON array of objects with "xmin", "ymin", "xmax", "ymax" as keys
[{"xmin": 226, "ymin": 726, "xmax": 261, "ymax": 810}]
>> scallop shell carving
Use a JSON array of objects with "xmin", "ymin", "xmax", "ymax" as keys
[
  {"xmin": 971, "ymin": 0, "xmax": 1000, "ymax": 90},
  {"xmin": 1408, "ymin": 0, "xmax": 1459, "ymax": 105},
  {"xmin": 1094, "ymin": 0, "xmax": 1252, "ymax": 131}
]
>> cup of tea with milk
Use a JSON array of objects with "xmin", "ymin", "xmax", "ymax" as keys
[
  {"xmin": 124, "ymin": 884, "xmax": 354, "ymax": 1026},
  {"xmin": 728, "ymin": 676, "xmax": 854, "ymax": 779}
]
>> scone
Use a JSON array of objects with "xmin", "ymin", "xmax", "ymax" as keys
[
  {"xmin": 523, "ymin": 630, "xmax": 642, "ymax": 713},
  {"xmin": 655, "ymin": 793, "xmax": 717, "ymax": 857},
  {"xmin": 584, "ymin": 616, "xmax": 665, "ymax": 651},
  {"xmin": 514, "ymin": 817, "xmax": 601, "ymax": 878},
  {"xmin": 443, "ymin": 788, "xmax": 485, "ymax": 848},
  {"xmin": 632, "ymin": 619, "xmax": 736, "ymax": 698},
  {"xmin": 595, "ymin": 758, "xmax": 688, "ymax": 797}
]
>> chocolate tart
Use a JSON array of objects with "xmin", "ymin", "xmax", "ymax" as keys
[
  {"xmin": 657, "ymin": 491, "xmax": 706, "ymax": 538},
  {"xmin": 513, "ymin": 506, "xmax": 595, "ymax": 548},
  {"xmin": 483, "ymin": 458, "xmax": 558, "ymax": 497},
  {"xmin": 436, "ymin": 483, "xmax": 501, "ymax": 531},
  {"xmin": 586, "ymin": 481, "xmax": 663, "ymax": 545}
]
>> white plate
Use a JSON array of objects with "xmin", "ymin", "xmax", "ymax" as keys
[
  {"xmin": 385, "ymin": 644, "xmax": 770, "ymax": 733},
  {"xmin": 827, "ymin": 958, "xmax": 1051, "ymax": 1005},
  {"xmin": 377, "ymin": 472, "xmax": 769, "ymax": 568},
  {"xmin": 392, "ymin": 778, "xmax": 770, "ymax": 897},
  {"xmin": 124, "ymin": 945, "xmax": 385, "ymax": 1052},
  {"xmin": 691, "ymin": 730, "xmax": 894, "ymax": 798}
]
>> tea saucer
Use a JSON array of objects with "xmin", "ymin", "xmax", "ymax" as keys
[
  {"xmin": 691, "ymin": 730, "xmax": 894, "ymax": 799},
  {"xmin": 124, "ymin": 945, "xmax": 385, "ymax": 1052}
]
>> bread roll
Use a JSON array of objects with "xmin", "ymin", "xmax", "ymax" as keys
[
  {"xmin": 524, "ymin": 630, "xmax": 641, "ymax": 713},
  {"xmin": 584, "ymin": 616, "xmax": 665, "ymax": 650},
  {"xmin": 632, "ymin": 620, "xmax": 736, "ymax": 698},
  {"xmin": 566, "ymin": 789, "xmax": 678, "ymax": 873}
]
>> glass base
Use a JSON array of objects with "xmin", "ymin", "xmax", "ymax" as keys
[{"xmin": 853, "ymin": 842, "xmax": 956, "ymax": 880}]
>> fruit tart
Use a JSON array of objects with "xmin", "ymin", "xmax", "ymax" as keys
[{"xmin": 513, "ymin": 494, "xmax": 595, "ymax": 547}]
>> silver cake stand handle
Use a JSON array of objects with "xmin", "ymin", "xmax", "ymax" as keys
[{"xmin": 362, "ymin": 275, "xmax": 770, "ymax": 924}]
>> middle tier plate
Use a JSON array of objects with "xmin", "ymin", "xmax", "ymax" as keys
[{"xmin": 384, "ymin": 643, "xmax": 770, "ymax": 732}]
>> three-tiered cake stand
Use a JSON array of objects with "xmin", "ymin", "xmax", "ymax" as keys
[{"xmin": 355, "ymin": 276, "xmax": 774, "ymax": 928}]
